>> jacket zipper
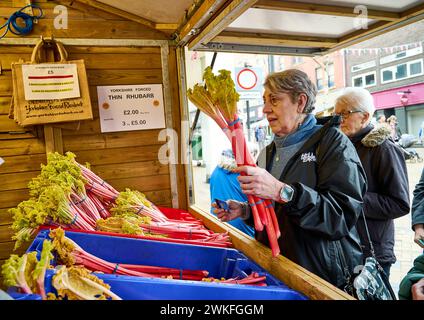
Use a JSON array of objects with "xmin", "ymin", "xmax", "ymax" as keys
[{"xmin": 335, "ymin": 240, "xmax": 352, "ymax": 286}]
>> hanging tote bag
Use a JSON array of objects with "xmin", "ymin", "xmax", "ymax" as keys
[
  {"xmin": 351, "ymin": 211, "xmax": 397, "ymax": 300},
  {"xmin": 11, "ymin": 38, "xmax": 93, "ymax": 126}
]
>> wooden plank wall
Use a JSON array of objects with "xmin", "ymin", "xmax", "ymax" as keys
[
  {"xmin": 60, "ymin": 45, "xmax": 174, "ymax": 208},
  {"xmin": 0, "ymin": 46, "xmax": 47, "ymax": 287},
  {"xmin": 0, "ymin": 1, "xmax": 186, "ymax": 287}
]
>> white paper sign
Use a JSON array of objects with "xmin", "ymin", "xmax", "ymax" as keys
[
  {"xmin": 239, "ymin": 91, "xmax": 262, "ymax": 100},
  {"xmin": 97, "ymin": 84, "xmax": 166, "ymax": 133},
  {"xmin": 22, "ymin": 64, "xmax": 80, "ymax": 100}
]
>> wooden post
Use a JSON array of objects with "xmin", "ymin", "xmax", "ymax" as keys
[
  {"xmin": 44, "ymin": 126, "xmax": 64, "ymax": 155},
  {"xmin": 42, "ymin": 40, "xmax": 64, "ymax": 155}
]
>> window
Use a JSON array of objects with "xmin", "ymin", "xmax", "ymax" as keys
[
  {"xmin": 352, "ymin": 71, "xmax": 376, "ymax": 88},
  {"xmin": 315, "ymin": 67, "xmax": 323, "ymax": 90},
  {"xmin": 351, "ymin": 60, "xmax": 376, "ymax": 73},
  {"xmin": 410, "ymin": 60, "xmax": 423, "ymax": 75},
  {"xmin": 395, "ymin": 51, "xmax": 406, "ymax": 59},
  {"xmin": 381, "ymin": 59, "xmax": 424, "ymax": 83},
  {"xmin": 382, "ymin": 69, "xmax": 393, "ymax": 82},
  {"xmin": 365, "ymin": 73, "xmax": 376, "ymax": 86},
  {"xmin": 327, "ymin": 63, "xmax": 335, "ymax": 88},
  {"xmin": 395, "ymin": 64, "xmax": 407, "ymax": 79},
  {"xmin": 380, "ymin": 46, "xmax": 423, "ymax": 65},
  {"xmin": 353, "ymin": 76, "xmax": 363, "ymax": 87}
]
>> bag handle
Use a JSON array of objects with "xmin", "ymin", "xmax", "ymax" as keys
[
  {"xmin": 30, "ymin": 38, "xmax": 68, "ymax": 63},
  {"xmin": 360, "ymin": 210, "xmax": 377, "ymax": 258}
]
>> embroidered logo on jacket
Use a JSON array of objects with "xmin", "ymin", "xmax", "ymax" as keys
[{"xmin": 300, "ymin": 152, "xmax": 316, "ymax": 163}]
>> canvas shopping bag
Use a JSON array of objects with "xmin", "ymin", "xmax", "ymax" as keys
[{"xmin": 11, "ymin": 39, "xmax": 93, "ymax": 127}]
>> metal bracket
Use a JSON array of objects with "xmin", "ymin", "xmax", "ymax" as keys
[
  {"xmin": 188, "ymin": 28, "xmax": 199, "ymax": 36},
  {"xmin": 198, "ymin": 42, "xmax": 324, "ymax": 56}
]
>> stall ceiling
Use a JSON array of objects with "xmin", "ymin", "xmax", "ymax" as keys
[
  {"xmin": 227, "ymin": 9, "xmax": 376, "ymax": 38},
  {"xmin": 97, "ymin": 0, "xmax": 194, "ymax": 24},
  {"xmin": 187, "ymin": 0, "xmax": 424, "ymax": 56},
  {"xmin": 61, "ymin": 0, "xmax": 424, "ymax": 56},
  {"xmin": 281, "ymin": 0, "xmax": 420, "ymax": 12}
]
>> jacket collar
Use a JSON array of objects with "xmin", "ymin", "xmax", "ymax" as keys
[
  {"xmin": 349, "ymin": 124, "xmax": 392, "ymax": 147},
  {"xmin": 349, "ymin": 125, "xmax": 373, "ymax": 144},
  {"xmin": 265, "ymin": 116, "xmax": 340, "ymax": 173}
]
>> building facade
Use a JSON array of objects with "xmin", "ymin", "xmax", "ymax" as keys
[{"xmin": 345, "ymin": 20, "xmax": 424, "ymax": 138}]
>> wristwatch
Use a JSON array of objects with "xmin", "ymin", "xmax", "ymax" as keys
[{"xmin": 279, "ymin": 184, "xmax": 294, "ymax": 203}]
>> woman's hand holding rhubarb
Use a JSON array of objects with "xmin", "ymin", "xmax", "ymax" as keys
[{"xmin": 234, "ymin": 166, "xmax": 285, "ymax": 202}]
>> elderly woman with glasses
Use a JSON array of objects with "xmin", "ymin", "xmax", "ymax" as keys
[
  {"xmin": 214, "ymin": 69, "xmax": 366, "ymax": 290},
  {"xmin": 334, "ymin": 87, "xmax": 410, "ymax": 280}
]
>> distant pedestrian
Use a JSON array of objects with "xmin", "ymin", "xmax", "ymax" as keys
[
  {"xmin": 387, "ymin": 115, "xmax": 402, "ymax": 142},
  {"xmin": 335, "ymin": 87, "xmax": 410, "ymax": 279},
  {"xmin": 255, "ymin": 126, "xmax": 266, "ymax": 150},
  {"xmin": 418, "ymin": 121, "xmax": 424, "ymax": 144},
  {"xmin": 377, "ymin": 114, "xmax": 386, "ymax": 124}
]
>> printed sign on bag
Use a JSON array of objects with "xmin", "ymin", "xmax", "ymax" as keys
[
  {"xmin": 22, "ymin": 63, "xmax": 81, "ymax": 100},
  {"xmin": 97, "ymin": 84, "xmax": 166, "ymax": 133}
]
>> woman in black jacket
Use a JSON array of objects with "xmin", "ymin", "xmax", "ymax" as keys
[
  {"xmin": 214, "ymin": 70, "xmax": 366, "ymax": 290},
  {"xmin": 334, "ymin": 87, "xmax": 410, "ymax": 279}
]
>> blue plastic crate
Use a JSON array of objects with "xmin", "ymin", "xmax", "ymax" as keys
[{"xmin": 18, "ymin": 229, "xmax": 307, "ymax": 300}]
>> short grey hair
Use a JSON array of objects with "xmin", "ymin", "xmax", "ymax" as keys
[
  {"xmin": 264, "ymin": 69, "xmax": 317, "ymax": 113},
  {"xmin": 335, "ymin": 87, "xmax": 375, "ymax": 119}
]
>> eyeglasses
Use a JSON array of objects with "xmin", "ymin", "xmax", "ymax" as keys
[
  {"xmin": 263, "ymin": 93, "xmax": 288, "ymax": 107},
  {"xmin": 332, "ymin": 110, "xmax": 363, "ymax": 120}
]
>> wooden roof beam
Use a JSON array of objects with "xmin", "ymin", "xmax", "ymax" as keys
[
  {"xmin": 70, "ymin": 0, "xmax": 178, "ymax": 32},
  {"xmin": 188, "ymin": 0, "xmax": 259, "ymax": 50},
  {"xmin": 214, "ymin": 31, "xmax": 338, "ymax": 48},
  {"xmin": 175, "ymin": 0, "xmax": 228, "ymax": 46},
  {"xmin": 253, "ymin": 0, "xmax": 400, "ymax": 22}
]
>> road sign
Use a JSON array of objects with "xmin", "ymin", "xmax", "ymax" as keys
[
  {"xmin": 237, "ymin": 68, "xmax": 257, "ymax": 90},
  {"xmin": 235, "ymin": 67, "xmax": 263, "ymax": 96}
]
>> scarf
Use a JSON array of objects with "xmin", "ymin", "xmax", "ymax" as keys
[{"xmin": 273, "ymin": 114, "xmax": 321, "ymax": 147}]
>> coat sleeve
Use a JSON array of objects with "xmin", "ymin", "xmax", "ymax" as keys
[
  {"xmin": 283, "ymin": 129, "xmax": 367, "ymax": 240},
  {"xmin": 362, "ymin": 142, "xmax": 410, "ymax": 220},
  {"xmin": 412, "ymin": 168, "xmax": 424, "ymax": 228}
]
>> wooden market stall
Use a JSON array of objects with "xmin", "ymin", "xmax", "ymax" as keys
[{"xmin": 1, "ymin": 0, "xmax": 424, "ymax": 300}]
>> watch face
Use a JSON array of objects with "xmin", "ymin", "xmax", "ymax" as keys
[{"xmin": 280, "ymin": 185, "xmax": 294, "ymax": 201}]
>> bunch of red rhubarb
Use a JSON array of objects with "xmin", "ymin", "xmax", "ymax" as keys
[
  {"xmin": 203, "ymin": 272, "xmax": 267, "ymax": 286},
  {"xmin": 49, "ymin": 228, "xmax": 212, "ymax": 281},
  {"xmin": 188, "ymin": 67, "xmax": 281, "ymax": 257},
  {"xmin": 1, "ymin": 239, "xmax": 54, "ymax": 299}
]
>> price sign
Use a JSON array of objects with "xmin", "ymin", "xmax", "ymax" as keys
[
  {"xmin": 97, "ymin": 84, "xmax": 166, "ymax": 133},
  {"xmin": 22, "ymin": 63, "xmax": 80, "ymax": 100}
]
